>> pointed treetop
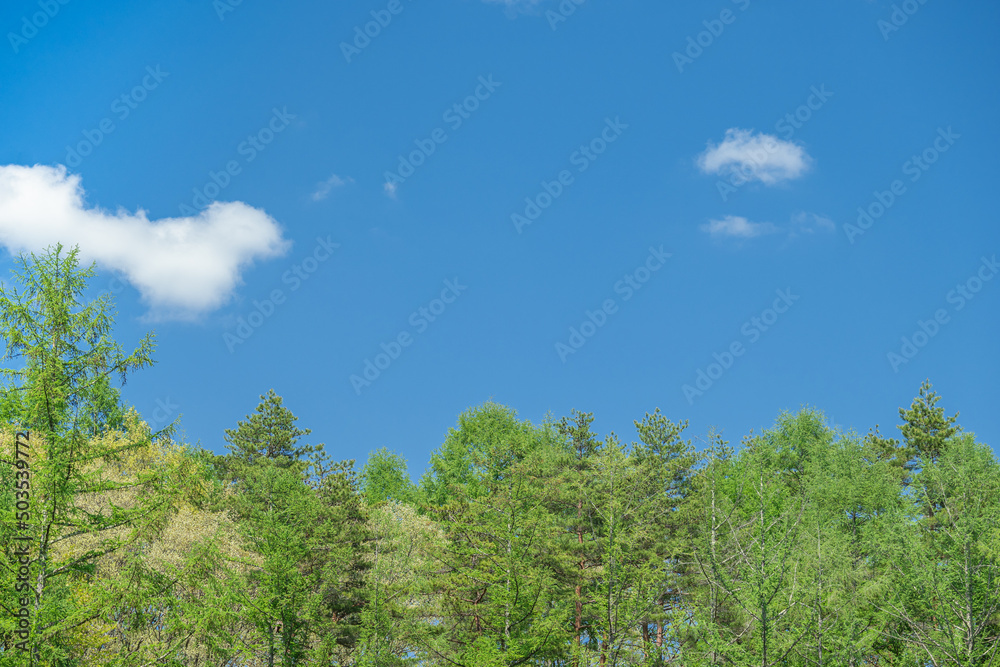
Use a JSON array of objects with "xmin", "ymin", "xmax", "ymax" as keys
[
  {"xmin": 633, "ymin": 408, "xmax": 690, "ymax": 459},
  {"xmin": 223, "ymin": 389, "xmax": 319, "ymax": 468},
  {"xmin": 897, "ymin": 379, "xmax": 959, "ymax": 465},
  {"xmin": 558, "ymin": 409, "xmax": 600, "ymax": 461}
]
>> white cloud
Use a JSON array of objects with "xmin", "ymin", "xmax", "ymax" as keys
[
  {"xmin": 481, "ymin": 0, "xmax": 543, "ymax": 17},
  {"xmin": 383, "ymin": 181, "xmax": 398, "ymax": 199},
  {"xmin": 482, "ymin": 0, "xmax": 542, "ymax": 6},
  {"xmin": 700, "ymin": 212, "xmax": 835, "ymax": 242},
  {"xmin": 0, "ymin": 164, "xmax": 290, "ymax": 320},
  {"xmin": 697, "ymin": 129, "xmax": 811, "ymax": 185},
  {"xmin": 790, "ymin": 210, "xmax": 835, "ymax": 234},
  {"xmin": 700, "ymin": 215, "xmax": 779, "ymax": 239},
  {"xmin": 311, "ymin": 173, "xmax": 352, "ymax": 201}
]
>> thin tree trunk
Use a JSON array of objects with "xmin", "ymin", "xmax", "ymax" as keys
[
  {"xmin": 817, "ymin": 523, "xmax": 823, "ymax": 667},
  {"xmin": 759, "ymin": 471, "xmax": 767, "ymax": 667},
  {"xmin": 575, "ymin": 496, "xmax": 584, "ymax": 666}
]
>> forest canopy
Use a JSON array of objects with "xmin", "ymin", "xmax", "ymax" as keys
[{"xmin": 2, "ymin": 246, "xmax": 998, "ymax": 666}]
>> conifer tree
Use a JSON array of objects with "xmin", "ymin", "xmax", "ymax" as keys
[
  {"xmin": 222, "ymin": 389, "xmax": 319, "ymax": 476},
  {"xmin": 897, "ymin": 379, "xmax": 959, "ymax": 468},
  {"xmin": 557, "ymin": 410, "xmax": 602, "ymax": 663},
  {"xmin": 360, "ymin": 448, "xmax": 417, "ymax": 505},
  {"xmin": 875, "ymin": 434, "xmax": 1000, "ymax": 665},
  {"xmin": 0, "ymin": 245, "xmax": 176, "ymax": 666},
  {"xmin": 421, "ymin": 404, "xmax": 570, "ymax": 666}
]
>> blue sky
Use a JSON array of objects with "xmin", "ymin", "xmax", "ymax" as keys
[{"xmin": 1, "ymin": 0, "xmax": 997, "ymax": 472}]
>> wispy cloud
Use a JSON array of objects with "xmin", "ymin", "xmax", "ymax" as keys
[
  {"xmin": 697, "ymin": 129, "xmax": 811, "ymax": 185},
  {"xmin": 0, "ymin": 164, "xmax": 290, "ymax": 320},
  {"xmin": 790, "ymin": 210, "xmax": 835, "ymax": 235},
  {"xmin": 700, "ymin": 215, "xmax": 779, "ymax": 239},
  {"xmin": 481, "ymin": 0, "xmax": 544, "ymax": 18},
  {"xmin": 311, "ymin": 173, "xmax": 352, "ymax": 201},
  {"xmin": 482, "ymin": 0, "xmax": 543, "ymax": 7},
  {"xmin": 701, "ymin": 212, "xmax": 835, "ymax": 242}
]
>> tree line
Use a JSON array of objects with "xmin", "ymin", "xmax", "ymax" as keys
[{"xmin": 1, "ymin": 246, "xmax": 998, "ymax": 666}]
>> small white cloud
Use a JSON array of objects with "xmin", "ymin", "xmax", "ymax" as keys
[
  {"xmin": 482, "ymin": 0, "xmax": 542, "ymax": 6},
  {"xmin": 0, "ymin": 164, "xmax": 290, "ymax": 320},
  {"xmin": 383, "ymin": 181, "xmax": 398, "ymax": 199},
  {"xmin": 790, "ymin": 210, "xmax": 835, "ymax": 233},
  {"xmin": 481, "ymin": 0, "xmax": 543, "ymax": 17},
  {"xmin": 700, "ymin": 215, "xmax": 779, "ymax": 239},
  {"xmin": 697, "ymin": 128, "xmax": 811, "ymax": 185},
  {"xmin": 311, "ymin": 173, "xmax": 352, "ymax": 202},
  {"xmin": 701, "ymin": 211, "xmax": 835, "ymax": 243}
]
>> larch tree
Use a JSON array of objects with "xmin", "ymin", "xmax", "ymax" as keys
[
  {"xmin": 420, "ymin": 403, "xmax": 571, "ymax": 666},
  {"xmin": 360, "ymin": 447, "xmax": 417, "ymax": 506},
  {"xmin": 0, "ymin": 245, "xmax": 181, "ymax": 666},
  {"xmin": 876, "ymin": 434, "xmax": 1000, "ymax": 666}
]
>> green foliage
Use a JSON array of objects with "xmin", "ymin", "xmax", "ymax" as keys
[
  {"xmin": 421, "ymin": 408, "xmax": 572, "ymax": 665},
  {"xmin": 0, "ymin": 245, "xmax": 155, "ymax": 439},
  {"xmin": 691, "ymin": 423, "xmax": 810, "ymax": 666},
  {"xmin": 898, "ymin": 378, "xmax": 961, "ymax": 467},
  {"xmin": 2, "ymin": 246, "xmax": 999, "ymax": 666},
  {"xmin": 360, "ymin": 448, "xmax": 417, "ymax": 505},
  {"xmin": 0, "ymin": 246, "xmax": 173, "ymax": 666},
  {"xmin": 356, "ymin": 502, "xmax": 441, "ymax": 667},
  {"xmin": 221, "ymin": 388, "xmax": 320, "ymax": 478},
  {"xmin": 874, "ymin": 433, "xmax": 1000, "ymax": 666},
  {"xmin": 215, "ymin": 392, "xmax": 369, "ymax": 666},
  {"xmin": 418, "ymin": 401, "xmax": 546, "ymax": 506}
]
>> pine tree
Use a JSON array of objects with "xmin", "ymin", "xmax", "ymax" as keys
[
  {"xmin": 897, "ymin": 379, "xmax": 959, "ymax": 468},
  {"xmin": 630, "ymin": 409, "xmax": 697, "ymax": 662},
  {"xmin": 222, "ymin": 389, "xmax": 319, "ymax": 476},
  {"xmin": 557, "ymin": 410, "xmax": 601, "ymax": 664}
]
